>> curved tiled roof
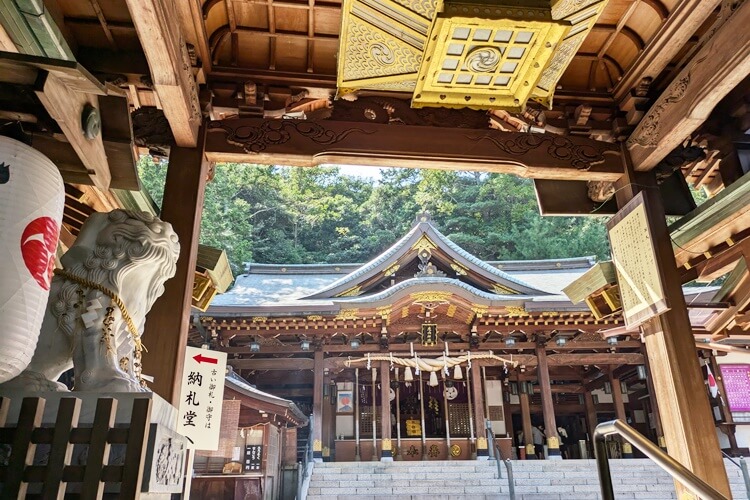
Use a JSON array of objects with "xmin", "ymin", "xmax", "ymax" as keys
[{"xmin": 305, "ymin": 217, "xmax": 547, "ymax": 298}]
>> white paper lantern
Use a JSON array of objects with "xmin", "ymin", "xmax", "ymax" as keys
[{"xmin": 0, "ymin": 136, "xmax": 64, "ymax": 383}]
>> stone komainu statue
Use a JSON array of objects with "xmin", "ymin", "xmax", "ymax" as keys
[{"xmin": 3, "ymin": 210, "xmax": 180, "ymax": 392}]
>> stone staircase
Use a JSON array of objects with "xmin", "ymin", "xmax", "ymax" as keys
[{"xmin": 305, "ymin": 459, "xmax": 748, "ymax": 499}]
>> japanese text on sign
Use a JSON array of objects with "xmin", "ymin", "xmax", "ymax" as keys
[
  {"xmin": 244, "ymin": 444, "xmax": 263, "ymax": 472},
  {"xmin": 720, "ymin": 364, "xmax": 750, "ymax": 412},
  {"xmin": 177, "ymin": 346, "xmax": 228, "ymax": 450}
]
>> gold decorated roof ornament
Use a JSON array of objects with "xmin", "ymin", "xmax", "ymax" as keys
[
  {"xmin": 337, "ymin": 285, "xmax": 363, "ymax": 297},
  {"xmin": 336, "ymin": 0, "xmax": 607, "ymax": 111}
]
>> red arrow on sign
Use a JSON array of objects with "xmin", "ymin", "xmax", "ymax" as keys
[{"xmin": 193, "ymin": 353, "xmax": 218, "ymax": 365}]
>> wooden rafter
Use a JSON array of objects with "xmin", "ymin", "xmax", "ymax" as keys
[
  {"xmin": 268, "ymin": 0, "xmax": 277, "ymax": 70},
  {"xmin": 614, "ymin": 0, "xmax": 721, "ymax": 102},
  {"xmin": 307, "ymin": 0, "xmax": 315, "ymax": 73},
  {"xmin": 596, "ymin": 2, "xmax": 642, "ymax": 59},
  {"xmin": 86, "ymin": 0, "xmax": 117, "ymax": 49}
]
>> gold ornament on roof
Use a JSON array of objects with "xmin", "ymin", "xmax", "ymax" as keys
[
  {"xmin": 410, "ymin": 291, "xmax": 452, "ymax": 306},
  {"xmin": 505, "ymin": 306, "xmax": 528, "ymax": 317},
  {"xmin": 412, "ymin": 235, "xmax": 437, "ymax": 253},
  {"xmin": 383, "ymin": 262, "xmax": 401, "ymax": 276},
  {"xmin": 306, "ymin": 315, "xmax": 323, "ymax": 321},
  {"xmin": 337, "ymin": 285, "xmax": 362, "ymax": 297},
  {"xmin": 492, "ymin": 283, "xmax": 518, "ymax": 295},
  {"xmin": 446, "ymin": 304, "xmax": 457, "ymax": 317},
  {"xmin": 251, "ymin": 316, "xmax": 267, "ymax": 323},
  {"xmin": 335, "ymin": 309, "xmax": 360, "ymax": 320},
  {"xmin": 451, "ymin": 261, "xmax": 469, "ymax": 275},
  {"xmin": 377, "ymin": 306, "xmax": 393, "ymax": 319},
  {"xmin": 471, "ymin": 305, "xmax": 489, "ymax": 317}
]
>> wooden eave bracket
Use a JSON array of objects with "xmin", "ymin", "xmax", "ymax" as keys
[
  {"xmin": 627, "ymin": 0, "xmax": 750, "ymax": 171},
  {"xmin": 0, "ymin": 51, "xmax": 121, "ymax": 189}
]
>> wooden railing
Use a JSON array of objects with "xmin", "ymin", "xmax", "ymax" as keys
[{"xmin": 0, "ymin": 396, "xmax": 152, "ymax": 499}]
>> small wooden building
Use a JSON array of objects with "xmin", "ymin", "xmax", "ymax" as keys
[{"xmin": 190, "ymin": 370, "xmax": 308, "ymax": 499}]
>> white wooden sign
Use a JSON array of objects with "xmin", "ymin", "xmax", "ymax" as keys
[{"xmin": 176, "ymin": 346, "xmax": 228, "ymax": 450}]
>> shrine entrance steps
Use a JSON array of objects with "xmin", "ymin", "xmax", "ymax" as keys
[{"xmin": 305, "ymin": 459, "xmax": 747, "ymax": 499}]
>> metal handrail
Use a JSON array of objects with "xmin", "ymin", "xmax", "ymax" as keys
[
  {"xmin": 721, "ymin": 451, "xmax": 750, "ymax": 499},
  {"xmin": 594, "ymin": 419, "xmax": 728, "ymax": 500},
  {"xmin": 296, "ymin": 413, "xmax": 314, "ymax": 500},
  {"xmin": 485, "ymin": 420, "xmax": 516, "ymax": 500}
]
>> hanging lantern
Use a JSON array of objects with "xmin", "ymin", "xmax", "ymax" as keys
[
  {"xmin": 404, "ymin": 366, "xmax": 414, "ymax": 382},
  {"xmin": 0, "ymin": 136, "xmax": 64, "ymax": 383},
  {"xmin": 453, "ymin": 364, "xmax": 463, "ymax": 380},
  {"xmin": 429, "ymin": 371, "xmax": 439, "ymax": 387}
]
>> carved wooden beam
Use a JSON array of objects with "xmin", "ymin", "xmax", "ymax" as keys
[
  {"xmin": 125, "ymin": 0, "xmax": 202, "ymax": 147},
  {"xmin": 627, "ymin": 0, "xmax": 750, "ymax": 171},
  {"xmin": 205, "ymin": 119, "xmax": 624, "ymax": 182}
]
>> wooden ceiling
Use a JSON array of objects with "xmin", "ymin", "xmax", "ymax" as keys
[
  {"xmin": 198, "ymin": 0, "xmax": 681, "ymax": 93},
  {"xmin": 45, "ymin": 0, "xmax": 716, "ymax": 96}
]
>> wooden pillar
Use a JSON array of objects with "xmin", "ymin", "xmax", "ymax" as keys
[
  {"xmin": 470, "ymin": 362, "xmax": 488, "ymax": 459},
  {"xmin": 536, "ymin": 342, "xmax": 560, "ymax": 459},
  {"xmin": 380, "ymin": 361, "xmax": 393, "ymax": 461},
  {"xmin": 322, "ymin": 372, "xmax": 333, "ymax": 461},
  {"xmin": 617, "ymin": 181, "xmax": 730, "ymax": 496},
  {"xmin": 609, "ymin": 371, "xmax": 632, "ymax": 458},
  {"xmin": 520, "ymin": 390, "xmax": 533, "ymax": 459},
  {"xmin": 642, "ymin": 351, "xmax": 666, "ymax": 449},
  {"xmin": 142, "ymin": 124, "xmax": 208, "ymax": 405},
  {"xmin": 354, "ymin": 368, "xmax": 361, "ymax": 461},
  {"xmin": 583, "ymin": 390, "xmax": 598, "ymax": 457},
  {"xmin": 312, "ymin": 350, "xmax": 323, "ymax": 462}
]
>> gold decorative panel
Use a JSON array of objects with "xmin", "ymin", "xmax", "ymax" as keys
[
  {"xmin": 337, "ymin": 0, "xmax": 433, "ymax": 93},
  {"xmin": 337, "ymin": 0, "xmax": 608, "ymax": 110},
  {"xmin": 412, "ymin": 11, "xmax": 569, "ymax": 111}
]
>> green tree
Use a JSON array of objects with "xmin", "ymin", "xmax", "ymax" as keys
[{"xmin": 137, "ymin": 159, "xmax": 611, "ymax": 273}]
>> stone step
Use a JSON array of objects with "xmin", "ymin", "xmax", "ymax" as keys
[{"xmin": 306, "ymin": 459, "xmax": 745, "ymax": 499}]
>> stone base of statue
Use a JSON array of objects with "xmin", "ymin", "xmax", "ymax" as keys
[{"xmin": 0, "ymin": 390, "xmax": 186, "ymax": 497}]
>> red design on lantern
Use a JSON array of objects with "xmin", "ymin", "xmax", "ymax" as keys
[{"xmin": 20, "ymin": 216, "xmax": 60, "ymax": 290}]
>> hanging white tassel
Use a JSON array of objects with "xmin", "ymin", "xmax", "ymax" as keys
[
  {"xmin": 404, "ymin": 366, "xmax": 413, "ymax": 382},
  {"xmin": 389, "ymin": 352, "xmax": 394, "ymax": 370},
  {"xmin": 366, "ymin": 352, "xmax": 371, "ymax": 370},
  {"xmin": 454, "ymin": 364, "xmax": 463, "ymax": 380},
  {"xmin": 429, "ymin": 370, "xmax": 439, "ymax": 387}
]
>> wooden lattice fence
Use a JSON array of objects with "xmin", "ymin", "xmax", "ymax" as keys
[{"xmin": 0, "ymin": 396, "xmax": 152, "ymax": 499}]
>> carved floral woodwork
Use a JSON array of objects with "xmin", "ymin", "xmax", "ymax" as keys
[
  {"xmin": 208, "ymin": 119, "xmax": 373, "ymax": 153},
  {"xmin": 205, "ymin": 117, "xmax": 623, "ymax": 181}
]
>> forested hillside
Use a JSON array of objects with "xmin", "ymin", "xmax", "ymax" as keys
[{"xmin": 138, "ymin": 158, "xmax": 611, "ymax": 275}]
